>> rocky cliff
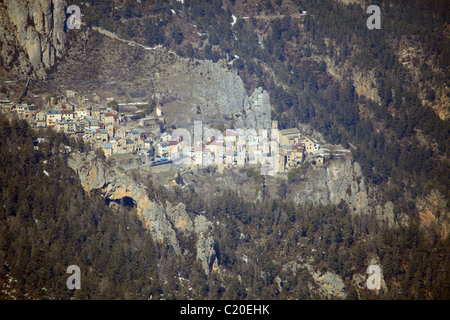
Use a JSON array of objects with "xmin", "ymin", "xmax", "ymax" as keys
[
  {"xmin": 416, "ymin": 189, "xmax": 450, "ymax": 239},
  {"xmin": 292, "ymin": 157, "xmax": 373, "ymax": 216},
  {"xmin": 291, "ymin": 153, "xmax": 448, "ymax": 234},
  {"xmin": 0, "ymin": 0, "xmax": 66, "ymax": 79},
  {"xmin": 68, "ymin": 151, "xmax": 217, "ymax": 275},
  {"xmin": 152, "ymin": 57, "xmax": 272, "ymax": 130},
  {"xmin": 289, "ymin": 154, "xmax": 402, "ymax": 229},
  {"xmin": 38, "ymin": 26, "xmax": 271, "ymax": 130}
]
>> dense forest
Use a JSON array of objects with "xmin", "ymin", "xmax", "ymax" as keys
[{"xmin": 1, "ymin": 113, "xmax": 449, "ymax": 299}]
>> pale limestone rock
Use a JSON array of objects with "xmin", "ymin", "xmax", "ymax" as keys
[
  {"xmin": 68, "ymin": 151, "xmax": 217, "ymax": 275},
  {"xmin": 305, "ymin": 264, "xmax": 347, "ymax": 299},
  {"xmin": 2, "ymin": 0, "xmax": 66, "ymax": 78},
  {"xmin": 293, "ymin": 156, "xmax": 371, "ymax": 215},
  {"xmin": 375, "ymin": 201, "xmax": 395, "ymax": 226}
]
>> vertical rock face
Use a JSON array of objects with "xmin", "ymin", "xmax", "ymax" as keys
[
  {"xmin": 68, "ymin": 151, "xmax": 217, "ymax": 275},
  {"xmin": 235, "ymin": 86, "xmax": 272, "ymax": 130},
  {"xmin": 153, "ymin": 55, "xmax": 272, "ymax": 131},
  {"xmin": 293, "ymin": 157, "xmax": 372, "ymax": 215},
  {"xmin": 194, "ymin": 215, "xmax": 216, "ymax": 275},
  {"xmin": 416, "ymin": 189, "xmax": 449, "ymax": 238},
  {"xmin": 1, "ymin": 0, "xmax": 66, "ymax": 78}
]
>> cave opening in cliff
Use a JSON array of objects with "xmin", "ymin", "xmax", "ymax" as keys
[{"xmin": 106, "ymin": 196, "xmax": 136, "ymax": 209}]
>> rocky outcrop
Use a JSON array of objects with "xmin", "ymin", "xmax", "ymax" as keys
[
  {"xmin": 375, "ymin": 201, "xmax": 395, "ymax": 227},
  {"xmin": 238, "ymin": 86, "xmax": 272, "ymax": 130},
  {"xmin": 416, "ymin": 189, "xmax": 449, "ymax": 238},
  {"xmin": 293, "ymin": 156, "xmax": 372, "ymax": 215},
  {"xmin": 194, "ymin": 215, "xmax": 216, "ymax": 275},
  {"xmin": 325, "ymin": 56, "xmax": 380, "ymax": 105},
  {"xmin": 1, "ymin": 0, "xmax": 66, "ymax": 79},
  {"xmin": 43, "ymin": 26, "xmax": 271, "ymax": 131},
  {"xmin": 68, "ymin": 151, "xmax": 217, "ymax": 275},
  {"xmin": 282, "ymin": 258, "xmax": 347, "ymax": 299},
  {"xmin": 153, "ymin": 56, "xmax": 272, "ymax": 131},
  {"xmin": 307, "ymin": 267, "xmax": 347, "ymax": 299}
]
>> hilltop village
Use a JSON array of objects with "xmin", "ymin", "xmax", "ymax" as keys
[{"xmin": 1, "ymin": 94, "xmax": 330, "ymax": 174}]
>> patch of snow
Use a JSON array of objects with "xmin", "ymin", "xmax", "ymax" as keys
[
  {"xmin": 143, "ymin": 44, "xmax": 162, "ymax": 50},
  {"xmin": 231, "ymin": 14, "xmax": 237, "ymax": 26}
]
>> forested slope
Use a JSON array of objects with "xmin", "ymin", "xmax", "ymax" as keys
[{"xmin": 0, "ymin": 114, "xmax": 161, "ymax": 299}]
